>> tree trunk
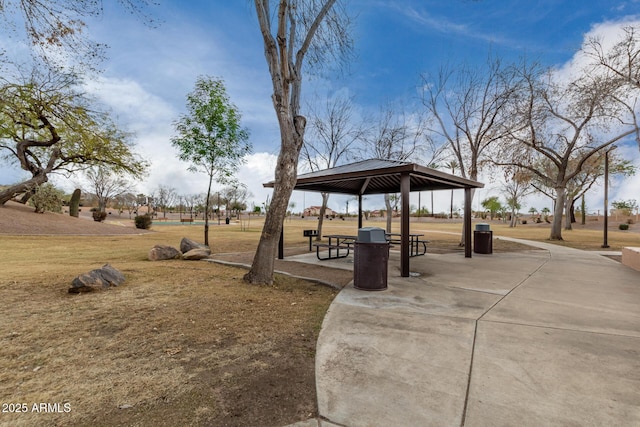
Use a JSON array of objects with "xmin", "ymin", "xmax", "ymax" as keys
[
  {"xmin": 450, "ymin": 189, "xmax": 454, "ymax": 219},
  {"xmin": 247, "ymin": 0, "xmax": 339, "ymax": 285},
  {"xmin": 550, "ymin": 187, "xmax": 565, "ymax": 240},
  {"xmin": 0, "ymin": 173, "xmax": 48, "ymax": 205},
  {"xmin": 509, "ymin": 208, "xmax": 517, "ymax": 227},
  {"xmin": 384, "ymin": 193, "xmax": 392, "ymax": 233},
  {"xmin": 581, "ymin": 194, "xmax": 586, "ymax": 225},
  {"xmin": 564, "ymin": 198, "xmax": 573, "ymax": 230},
  {"xmin": 459, "ymin": 188, "xmax": 476, "ymax": 246},
  {"xmin": 204, "ymin": 174, "xmax": 213, "ymax": 247},
  {"xmin": 244, "ymin": 117, "xmax": 305, "ymax": 285},
  {"xmin": 430, "ymin": 191, "xmax": 434, "ymax": 217},
  {"xmin": 316, "ymin": 192, "xmax": 329, "ymax": 241}
]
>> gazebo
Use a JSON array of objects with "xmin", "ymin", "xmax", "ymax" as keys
[{"xmin": 264, "ymin": 159, "xmax": 484, "ymax": 277}]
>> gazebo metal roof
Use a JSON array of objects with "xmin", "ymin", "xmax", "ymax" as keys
[
  {"xmin": 264, "ymin": 159, "xmax": 484, "ymax": 194},
  {"xmin": 264, "ymin": 159, "xmax": 484, "ymax": 277}
]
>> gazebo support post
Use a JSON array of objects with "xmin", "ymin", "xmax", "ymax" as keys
[
  {"xmin": 358, "ymin": 194, "xmax": 363, "ymax": 229},
  {"xmin": 464, "ymin": 187, "xmax": 472, "ymax": 258},
  {"xmin": 401, "ymin": 172, "xmax": 410, "ymax": 277}
]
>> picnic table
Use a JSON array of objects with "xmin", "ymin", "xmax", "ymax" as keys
[
  {"xmin": 313, "ymin": 234, "xmax": 357, "ymax": 260},
  {"xmin": 385, "ymin": 233, "xmax": 429, "ymax": 257}
]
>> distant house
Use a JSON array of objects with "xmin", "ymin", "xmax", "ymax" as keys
[{"xmin": 303, "ymin": 206, "xmax": 336, "ymax": 217}]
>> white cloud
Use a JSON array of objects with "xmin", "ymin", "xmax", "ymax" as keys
[
  {"xmin": 554, "ymin": 16, "xmax": 640, "ymax": 81},
  {"xmin": 83, "ymin": 76, "xmax": 176, "ymax": 128}
]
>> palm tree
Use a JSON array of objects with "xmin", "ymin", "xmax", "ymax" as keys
[{"xmin": 446, "ymin": 160, "xmax": 459, "ymax": 218}]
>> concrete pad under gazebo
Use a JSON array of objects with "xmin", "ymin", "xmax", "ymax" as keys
[{"xmin": 264, "ymin": 159, "xmax": 484, "ymax": 277}]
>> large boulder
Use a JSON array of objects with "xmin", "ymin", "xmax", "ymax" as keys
[
  {"xmin": 180, "ymin": 237, "xmax": 210, "ymax": 254},
  {"xmin": 182, "ymin": 248, "xmax": 211, "ymax": 260},
  {"xmin": 69, "ymin": 264, "xmax": 125, "ymax": 293},
  {"xmin": 148, "ymin": 245, "xmax": 181, "ymax": 261}
]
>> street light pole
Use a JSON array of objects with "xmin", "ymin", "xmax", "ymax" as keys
[{"xmin": 602, "ymin": 147, "xmax": 614, "ymax": 248}]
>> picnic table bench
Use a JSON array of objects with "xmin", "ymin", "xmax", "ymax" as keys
[
  {"xmin": 313, "ymin": 234, "xmax": 356, "ymax": 260},
  {"xmin": 385, "ymin": 233, "xmax": 429, "ymax": 257},
  {"xmin": 180, "ymin": 218, "xmax": 194, "ymax": 223}
]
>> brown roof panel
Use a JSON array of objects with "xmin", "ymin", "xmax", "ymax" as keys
[{"xmin": 263, "ymin": 159, "xmax": 483, "ymax": 195}]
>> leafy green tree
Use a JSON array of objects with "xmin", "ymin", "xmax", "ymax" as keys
[
  {"xmin": 0, "ymin": 71, "xmax": 147, "ymax": 205},
  {"xmin": 612, "ymin": 199, "xmax": 638, "ymax": 215},
  {"xmin": 481, "ymin": 196, "xmax": 503, "ymax": 220},
  {"xmin": 171, "ymin": 76, "xmax": 252, "ymax": 246}
]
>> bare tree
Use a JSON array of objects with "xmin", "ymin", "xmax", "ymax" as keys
[
  {"xmin": 180, "ymin": 194, "xmax": 199, "ymax": 219},
  {"xmin": 118, "ymin": 192, "xmax": 138, "ymax": 218},
  {"xmin": 422, "ymin": 56, "xmax": 519, "ymax": 184},
  {"xmin": 154, "ymin": 185, "xmax": 177, "ymax": 218},
  {"xmin": 528, "ymin": 152, "xmax": 635, "ymax": 228},
  {"xmin": 83, "ymin": 166, "xmax": 134, "ymax": 213},
  {"xmin": 501, "ymin": 170, "xmax": 532, "ymax": 228},
  {"xmin": 0, "ymin": 0, "xmax": 156, "ymax": 70},
  {"xmin": 220, "ymin": 184, "xmax": 252, "ymax": 219},
  {"xmin": 422, "ymin": 56, "xmax": 521, "ymax": 242},
  {"xmin": 245, "ymin": 0, "xmax": 353, "ymax": 285},
  {"xmin": 495, "ymin": 64, "xmax": 639, "ymax": 240},
  {"xmin": 360, "ymin": 105, "xmax": 424, "ymax": 232},
  {"xmin": 585, "ymin": 26, "xmax": 640, "ymax": 95},
  {"xmin": 301, "ymin": 92, "xmax": 363, "ymax": 239}
]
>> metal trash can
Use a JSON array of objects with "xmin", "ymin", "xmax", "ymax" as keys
[
  {"xmin": 354, "ymin": 227, "xmax": 389, "ymax": 291},
  {"xmin": 225, "ymin": 217, "xmax": 230, "ymax": 225},
  {"xmin": 473, "ymin": 223, "xmax": 493, "ymax": 254}
]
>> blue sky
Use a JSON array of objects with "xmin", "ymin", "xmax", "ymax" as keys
[{"xmin": 2, "ymin": 0, "xmax": 640, "ymax": 214}]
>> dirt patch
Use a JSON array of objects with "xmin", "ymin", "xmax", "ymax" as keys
[
  {"xmin": 0, "ymin": 201, "xmax": 149, "ymax": 235},
  {"xmin": 213, "ymin": 246, "xmax": 354, "ymax": 289}
]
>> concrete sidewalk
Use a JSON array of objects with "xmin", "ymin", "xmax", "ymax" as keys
[{"xmin": 286, "ymin": 239, "xmax": 640, "ymax": 426}]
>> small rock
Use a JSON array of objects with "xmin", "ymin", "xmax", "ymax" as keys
[
  {"xmin": 148, "ymin": 245, "xmax": 181, "ymax": 261},
  {"xmin": 118, "ymin": 404, "xmax": 133, "ymax": 410},
  {"xmin": 182, "ymin": 248, "xmax": 211, "ymax": 260},
  {"xmin": 180, "ymin": 237, "xmax": 210, "ymax": 254},
  {"xmin": 69, "ymin": 264, "xmax": 125, "ymax": 293}
]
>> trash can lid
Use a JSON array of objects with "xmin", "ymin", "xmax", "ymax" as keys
[
  {"xmin": 475, "ymin": 223, "xmax": 490, "ymax": 231},
  {"xmin": 358, "ymin": 227, "xmax": 387, "ymax": 243}
]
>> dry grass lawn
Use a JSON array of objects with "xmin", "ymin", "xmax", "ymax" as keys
[
  {"xmin": 0, "ymin": 204, "xmax": 636, "ymax": 426},
  {"xmin": 0, "ymin": 208, "xmax": 339, "ymax": 427}
]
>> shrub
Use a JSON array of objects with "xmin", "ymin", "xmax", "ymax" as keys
[
  {"xmin": 135, "ymin": 214, "xmax": 152, "ymax": 229},
  {"xmin": 30, "ymin": 183, "xmax": 64, "ymax": 213},
  {"xmin": 619, "ymin": 223, "xmax": 630, "ymax": 230},
  {"xmin": 92, "ymin": 211, "xmax": 107, "ymax": 222},
  {"xmin": 522, "ymin": 220, "xmax": 527, "ymax": 225}
]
